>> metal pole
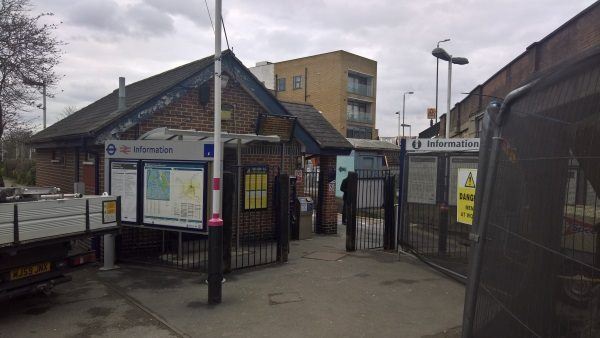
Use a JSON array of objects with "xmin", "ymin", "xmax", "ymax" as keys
[
  {"xmin": 446, "ymin": 58, "xmax": 452, "ymax": 139},
  {"xmin": 208, "ymin": 0, "xmax": 224, "ymax": 305},
  {"xmin": 397, "ymin": 113, "xmax": 401, "ymax": 144},
  {"xmin": 42, "ymin": 82, "xmax": 47, "ymax": 129},
  {"xmin": 435, "ymin": 58, "xmax": 439, "ymax": 124},
  {"xmin": 402, "ymin": 93, "xmax": 406, "ymax": 138}
]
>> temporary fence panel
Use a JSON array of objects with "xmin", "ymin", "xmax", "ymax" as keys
[{"xmin": 463, "ymin": 48, "xmax": 600, "ymax": 338}]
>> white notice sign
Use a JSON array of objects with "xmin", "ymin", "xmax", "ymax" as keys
[
  {"xmin": 110, "ymin": 162, "xmax": 138, "ymax": 222},
  {"xmin": 143, "ymin": 162, "xmax": 205, "ymax": 230},
  {"xmin": 407, "ymin": 156, "xmax": 438, "ymax": 204}
]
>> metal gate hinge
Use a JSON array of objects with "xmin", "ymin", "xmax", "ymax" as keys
[{"xmin": 469, "ymin": 233, "xmax": 480, "ymax": 242}]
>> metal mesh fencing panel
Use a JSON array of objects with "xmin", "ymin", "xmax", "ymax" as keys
[{"xmin": 466, "ymin": 47, "xmax": 600, "ymax": 338}]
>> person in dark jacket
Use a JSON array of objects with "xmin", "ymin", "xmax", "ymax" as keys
[{"xmin": 340, "ymin": 176, "xmax": 349, "ymax": 225}]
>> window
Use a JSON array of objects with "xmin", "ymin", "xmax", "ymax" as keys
[
  {"xmin": 347, "ymin": 73, "xmax": 373, "ymax": 96},
  {"xmin": 347, "ymin": 126, "xmax": 372, "ymax": 139},
  {"xmin": 293, "ymin": 75, "xmax": 302, "ymax": 89},
  {"xmin": 347, "ymin": 101, "xmax": 372, "ymax": 123},
  {"xmin": 277, "ymin": 78, "xmax": 286, "ymax": 92},
  {"xmin": 51, "ymin": 149, "xmax": 65, "ymax": 165}
]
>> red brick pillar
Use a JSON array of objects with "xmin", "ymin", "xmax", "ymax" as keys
[{"xmin": 316, "ymin": 155, "xmax": 338, "ymax": 234}]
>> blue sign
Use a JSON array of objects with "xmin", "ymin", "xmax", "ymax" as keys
[
  {"xmin": 203, "ymin": 144, "xmax": 214, "ymax": 158},
  {"xmin": 106, "ymin": 143, "xmax": 116, "ymax": 156}
]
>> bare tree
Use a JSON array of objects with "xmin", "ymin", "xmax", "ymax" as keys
[
  {"xmin": 0, "ymin": 0, "xmax": 63, "ymax": 186},
  {"xmin": 56, "ymin": 105, "xmax": 77, "ymax": 121}
]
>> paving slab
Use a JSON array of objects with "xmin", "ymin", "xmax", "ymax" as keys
[{"xmin": 0, "ymin": 224, "xmax": 464, "ymax": 338}]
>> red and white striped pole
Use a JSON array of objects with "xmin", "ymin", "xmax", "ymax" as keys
[{"xmin": 208, "ymin": 0, "xmax": 223, "ymax": 305}]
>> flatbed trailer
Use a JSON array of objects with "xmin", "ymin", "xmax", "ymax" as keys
[{"xmin": 0, "ymin": 188, "xmax": 120, "ymax": 300}]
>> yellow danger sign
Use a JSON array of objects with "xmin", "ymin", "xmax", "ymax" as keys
[{"xmin": 457, "ymin": 168, "xmax": 477, "ymax": 225}]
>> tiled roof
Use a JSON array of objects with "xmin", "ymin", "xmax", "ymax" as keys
[
  {"xmin": 31, "ymin": 52, "xmax": 219, "ymax": 143},
  {"xmin": 346, "ymin": 138, "xmax": 400, "ymax": 151},
  {"xmin": 281, "ymin": 101, "xmax": 352, "ymax": 151}
]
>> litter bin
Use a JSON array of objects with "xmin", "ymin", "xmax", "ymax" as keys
[{"xmin": 296, "ymin": 197, "xmax": 314, "ymax": 240}]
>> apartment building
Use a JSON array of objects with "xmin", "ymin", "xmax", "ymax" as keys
[{"xmin": 250, "ymin": 50, "xmax": 378, "ymax": 139}]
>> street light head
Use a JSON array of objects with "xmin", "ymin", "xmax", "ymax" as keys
[
  {"xmin": 452, "ymin": 57, "xmax": 469, "ymax": 65},
  {"xmin": 432, "ymin": 47, "xmax": 451, "ymax": 62},
  {"xmin": 408, "ymin": 91, "xmax": 414, "ymax": 94}
]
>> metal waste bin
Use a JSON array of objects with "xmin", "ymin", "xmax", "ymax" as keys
[{"xmin": 297, "ymin": 197, "xmax": 314, "ymax": 240}]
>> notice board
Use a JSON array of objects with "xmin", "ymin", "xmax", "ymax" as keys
[
  {"xmin": 143, "ymin": 162, "xmax": 206, "ymax": 230},
  {"xmin": 407, "ymin": 156, "xmax": 438, "ymax": 205},
  {"xmin": 110, "ymin": 161, "xmax": 138, "ymax": 222}
]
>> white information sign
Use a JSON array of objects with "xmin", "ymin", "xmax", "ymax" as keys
[
  {"xmin": 110, "ymin": 162, "xmax": 138, "ymax": 222},
  {"xmin": 407, "ymin": 156, "xmax": 438, "ymax": 204},
  {"xmin": 407, "ymin": 138, "xmax": 480, "ymax": 152},
  {"xmin": 143, "ymin": 162, "xmax": 205, "ymax": 230},
  {"xmin": 105, "ymin": 140, "xmax": 214, "ymax": 161},
  {"xmin": 449, "ymin": 157, "xmax": 479, "ymax": 206}
]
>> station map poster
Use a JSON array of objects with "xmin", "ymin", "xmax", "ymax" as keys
[
  {"xmin": 448, "ymin": 157, "xmax": 479, "ymax": 206},
  {"xmin": 407, "ymin": 156, "xmax": 438, "ymax": 204},
  {"xmin": 244, "ymin": 167, "xmax": 268, "ymax": 210},
  {"xmin": 143, "ymin": 162, "xmax": 205, "ymax": 230},
  {"xmin": 110, "ymin": 162, "xmax": 138, "ymax": 222}
]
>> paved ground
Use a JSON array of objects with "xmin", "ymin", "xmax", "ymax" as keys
[{"xmin": 0, "ymin": 226, "xmax": 464, "ymax": 338}]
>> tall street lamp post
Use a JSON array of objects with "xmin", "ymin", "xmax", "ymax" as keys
[
  {"xmin": 431, "ymin": 47, "xmax": 468, "ymax": 138},
  {"xmin": 400, "ymin": 91, "xmax": 414, "ymax": 138},
  {"xmin": 435, "ymin": 39, "xmax": 450, "ymax": 124}
]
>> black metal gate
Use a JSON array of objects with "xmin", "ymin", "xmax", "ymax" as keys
[
  {"xmin": 398, "ymin": 152, "xmax": 478, "ymax": 279},
  {"xmin": 302, "ymin": 167, "xmax": 319, "ymax": 232},
  {"xmin": 345, "ymin": 169, "xmax": 396, "ymax": 251}
]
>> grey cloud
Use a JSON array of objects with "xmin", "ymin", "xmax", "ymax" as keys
[
  {"xmin": 65, "ymin": 0, "xmax": 175, "ymax": 39},
  {"xmin": 29, "ymin": 0, "xmax": 595, "ymax": 136}
]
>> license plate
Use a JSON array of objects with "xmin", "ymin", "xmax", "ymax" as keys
[{"xmin": 10, "ymin": 262, "xmax": 52, "ymax": 281}]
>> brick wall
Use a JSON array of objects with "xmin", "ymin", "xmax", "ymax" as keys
[
  {"xmin": 443, "ymin": 2, "xmax": 600, "ymax": 139},
  {"xmin": 274, "ymin": 51, "xmax": 377, "ymax": 139},
  {"xmin": 316, "ymin": 155, "xmax": 338, "ymax": 234}
]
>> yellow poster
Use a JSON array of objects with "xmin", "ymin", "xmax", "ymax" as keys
[
  {"xmin": 457, "ymin": 168, "xmax": 477, "ymax": 225},
  {"xmin": 244, "ymin": 168, "xmax": 268, "ymax": 210}
]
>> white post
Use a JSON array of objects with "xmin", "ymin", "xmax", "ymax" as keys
[
  {"xmin": 446, "ymin": 58, "xmax": 452, "ymax": 139},
  {"xmin": 210, "ymin": 0, "xmax": 223, "ymax": 228}
]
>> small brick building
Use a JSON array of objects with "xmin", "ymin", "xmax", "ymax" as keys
[{"xmin": 30, "ymin": 50, "xmax": 351, "ymax": 236}]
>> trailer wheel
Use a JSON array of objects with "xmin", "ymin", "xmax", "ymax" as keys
[{"xmin": 561, "ymin": 276, "xmax": 599, "ymax": 307}]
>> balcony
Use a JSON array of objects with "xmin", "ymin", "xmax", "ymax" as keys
[
  {"xmin": 347, "ymin": 73, "xmax": 374, "ymax": 97},
  {"xmin": 346, "ymin": 112, "xmax": 373, "ymax": 124},
  {"xmin": 347, "ymin": 82, "xmax": 372, "ymax": 96}
]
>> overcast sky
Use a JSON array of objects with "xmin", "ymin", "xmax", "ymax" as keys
[{"xmin": 31, "ymin": 0, "xmax": 594, "ymax": 137}]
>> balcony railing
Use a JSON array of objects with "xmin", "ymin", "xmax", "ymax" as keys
[
  {"xmin": 347, "ymin": 113, "xmax": 373, "ymax": 124},
  {"xmin": 347, "ymin": 82, "xmax": 373, "ymax": 96}
]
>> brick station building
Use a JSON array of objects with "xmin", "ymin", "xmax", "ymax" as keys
[{"xmin": 30, "ymin": 50, "xmax": 352, "ymax": 236}]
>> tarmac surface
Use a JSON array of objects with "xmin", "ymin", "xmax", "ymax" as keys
[{"xmin": 0, "ymin": 225, "xmax": 464, "ymax": 338}]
